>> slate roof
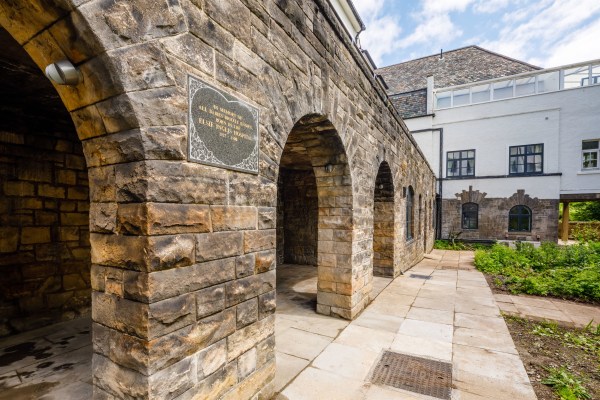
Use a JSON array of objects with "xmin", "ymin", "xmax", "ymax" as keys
[{"xmin": 377, "ymin": 45, "xmax": 541, "ymax": 95}]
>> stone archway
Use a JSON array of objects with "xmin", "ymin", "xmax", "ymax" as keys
[
  {"xmin": 0, "ymin": 3, "xmax": 159, "ymax": 398},
  {"xmin": 372, "ymin": 161, "xmax": 395, "ymax": 277},
  {"xmin": 277, "ymin": 114, "xmax": 353, "ymax": 318},
  {"xmin": 0, "ymin": 26, "xmax": 93, "ymax": 336}
]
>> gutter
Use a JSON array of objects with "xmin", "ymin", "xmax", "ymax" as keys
[{"xmin": 410, "ymin": 128, "xmax": 444, "ymax": 240}]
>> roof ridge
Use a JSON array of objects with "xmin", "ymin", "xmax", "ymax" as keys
[
  {"xmin": 377, "ymin": 45, "xmax": 541, "ymax": 71},
  {"xmin": 468, "ymin": 45, "xmax": 541, "ymax": 70}
]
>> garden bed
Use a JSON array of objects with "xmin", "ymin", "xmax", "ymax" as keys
[
  {"xmin": 474, "ymin": 242, "xmax": 600, "ymax": 303},
  {"xmin": 505, "ymin": 315, "xmax": 600, "ymax": 400}
]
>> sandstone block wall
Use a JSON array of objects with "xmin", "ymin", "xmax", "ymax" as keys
[
  {"xmin": 442, "ymin": 188, "xmax": 559, "ymax": 242},
  {"xmin": 0, "ymin": 31, "xmax": 91, "ymax": 335},
  {"xmin": 0, "ymin": 0, "xmax": 436, "ymax": 398},
  {"xmin": 373, "ymin": 161, "xmax": 394, "ymax": 277},
  {"xmin": 0, "ymin": 128, "xmax": 91, "ymax": 336},
  {"xmin": 278, "ymin": 168, "xmax": 318, "ymax": 265}
]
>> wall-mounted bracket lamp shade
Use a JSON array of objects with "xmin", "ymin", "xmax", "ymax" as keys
[
  {"xmin": 45, "ymin": 60, "xmax": 81, "ymax": 85},
  {"xmin": 324, "ymin": 164, "xmax": 334, "ymax": 173}
]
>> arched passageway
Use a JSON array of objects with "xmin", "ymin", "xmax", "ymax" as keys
[
  {"xmin": 0, "ymin": 25, "xmax": 92, "ymax": 395},
  {"xmin": 0, "ymin": 26, "xmax": 91, "ymax": 336},
  {"xmin": 276, "ymin": 114, "xmax": 353, "ymax": 318},
  {"xmin": 372, "ymin": 161, "xmax": 395, "ymax": 277}
]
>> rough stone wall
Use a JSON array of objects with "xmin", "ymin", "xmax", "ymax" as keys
[
  {"xmin": 0, "ymin": 128, "xmax": 91, "ymax": 336},
  {"xmin": 0, "ymin": 0, "xmax": 436, "ymax": 399},
  {"xmin": 276, "ymin": 178, "xmax": 285, "ymax": 265},
  {"xmin": 0, "ymin": 129, "xmax": 91, "ymax": 337},
  {"xmin": 390, "ymin": 89, "xmax": 427, "ymax": 119},
  {"xmin": 373, "ymin": 162, "xmax": 394, "ymax": 277},
  {"xmin": 373, "ymin": 201, "xmax": 394, "ymax": 276},
  {"xmin": 0, "ymin": 25, "xmax": 91, "ymax": 336},
  {"xmin": 442, "ymin": 188, "xmax": 559, "ymax": 242},
  {"xmin": 278, "ymin": 168, "xmax": 318, "ymax": 265}
]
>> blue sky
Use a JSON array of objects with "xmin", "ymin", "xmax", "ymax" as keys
[{"xmin": 353, "ymin": 0, "xmax": 600, "ymax": 68}]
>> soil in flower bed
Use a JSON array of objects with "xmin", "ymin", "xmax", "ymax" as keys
[{"xmin": 504, "ymin": 314, "xmax": 600, "ymax": 400}]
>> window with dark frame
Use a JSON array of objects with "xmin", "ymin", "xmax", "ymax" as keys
[
  {"xmin": 447, "ymin": 150, "xmax": 475, "ymax": 177},
  {"xmin": 508, "ymin": 205, "xmax": 532, "ymax": 232},
  {"xmin": 582, "ymin": 140, "xmax": 599, "ymax": 169},
  {"xmin": 461, "ymin": 203, "xmax": 478, "ymax": 230},
  {"xmin": 406, "ymin": 186, "xmax": 414, "ymax": 241},
  {"xmin": 509, "ymin": 144, "xmax": 543, "ymax": 175}
]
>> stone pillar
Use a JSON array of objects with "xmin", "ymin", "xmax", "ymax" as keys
[{"xmin": 561, "ymin": 201, "xmax": 570, "ymax": 242}]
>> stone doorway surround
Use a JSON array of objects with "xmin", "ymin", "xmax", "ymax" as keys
[{"xmin": 0, "ymin": 0, "xmax": 436, "ymax": 398}]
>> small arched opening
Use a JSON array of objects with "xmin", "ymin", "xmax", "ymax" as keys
[{"xmin": 372, "ymin": 162, "xmax": 394, "ymax": 277}]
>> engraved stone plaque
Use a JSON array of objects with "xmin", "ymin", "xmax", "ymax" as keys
[{"xmin": 188, "ymin": 75, "xmax": 259, "ymax": 174}]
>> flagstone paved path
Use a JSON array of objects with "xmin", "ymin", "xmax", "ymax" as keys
[{"xmin": 275, "ymin": 250, "xmax": 538, "ymax": 400}]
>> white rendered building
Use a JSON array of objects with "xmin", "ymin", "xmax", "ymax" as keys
[{"xmin": 378, "ymin": 47, "xmax": 600, "ymax": 242}]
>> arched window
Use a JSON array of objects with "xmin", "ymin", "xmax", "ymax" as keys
[
  {"xmin": 462, "ymin": 203, "xmax": 478, "ymax": 229},
  {"xmin": 406, "ymin": 186, "xmax": 414, "ymax": 240},
  {"xmin": 509, "ymin": 205, "xmax": 532, "ymax": 232}
]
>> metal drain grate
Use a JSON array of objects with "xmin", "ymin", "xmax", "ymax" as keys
[
  {"xmin": 370, "ymin": 351, "xmax": 452, "ymax": 399},
  {"xmin": 409, "ymin": 273, "xmax": 431, "ymax": 280}
]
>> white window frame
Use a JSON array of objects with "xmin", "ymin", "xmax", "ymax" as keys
[{"xmin": 582, "ymin": 139, "xmax": 599, "ymax": 170}]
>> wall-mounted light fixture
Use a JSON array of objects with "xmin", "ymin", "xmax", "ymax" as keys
[
  {"xmin": 45, "ymin": 60, "xmax": 81, "ymax": 85},
  {"xmin": 324, "ymin": 164, "xmax": 333, "ymax": 173}
]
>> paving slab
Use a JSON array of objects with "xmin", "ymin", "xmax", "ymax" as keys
[
  {"xmin": 276, "ymin": 250, "xmax": 535, "ymax": 399},
  {"xmin": 493, "ymin": 291, "xmax": 600, "ymax": 328}
]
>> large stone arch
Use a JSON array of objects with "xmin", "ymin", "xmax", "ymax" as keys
[
  {"xmin": 0, "ymin": 2, "xmax": 186, "ymax": 398},
  {"xmin": 277, "ymin": 114, "xmax": 354, "ymax": 318}
]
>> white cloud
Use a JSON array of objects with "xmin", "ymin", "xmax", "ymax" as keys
[
  {"xmin": 359, "ymin": 15, "xmax": 403, "ymax": 66},
  {"xmin": 353, "ymin": 0, "xmax": 385, "ymax": 20},
  {"xmin": 481, "ymin": 0, "xmax": 600, "ymax": 66},
  {"xmin": 473, "ymin": 0, "xmax": 512, "ymax": 14},
  {"xmin": 353, "ymin": 0, "xmax": 403, "ymax": 66},
  {"xmin": 543, "ymin": 18, "xmax": 600, "ymax": 67},
  {"xmin": 398, "ymin": 13, "xmax": 460, "ymax": 49},
  {"xmin": 423, "ymin": 0, "xmax": 475, "ymax": 14}
]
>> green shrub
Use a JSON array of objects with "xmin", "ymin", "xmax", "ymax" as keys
[
  {"xmin": 474, "ymin": 242, "xmax": 600, "ymax": 301},
  {"xmin": 435, "ymin": 240, "xmax": 493, "ymax": 251}
]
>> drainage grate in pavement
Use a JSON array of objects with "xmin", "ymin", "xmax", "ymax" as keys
[
  {"xmin": 409, "ymin": 273, "xmax": 431, "ymax": 280},
  {"xmin": 370, "ymin": 351, "xmax": 452, "ymax": 399}
]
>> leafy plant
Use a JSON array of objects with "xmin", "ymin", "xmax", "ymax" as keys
[
  {"xmin": 532, "ymin": 320, "xmax": 559, "ymax": 337},
  {"xmin": 572, "ymin": 224, "xmax": 600, "ymax": 243},
  {"xmin": 570, "ymin": 202, "xmax": 600, "ymax": 222},
  {"xmin": 542, "ymin": 366, "xmax": 590, "ymax": 399},
  {"xmin": 434, "ymin": 240, "xmax": 492, "ymax": 251},
  {"xmin": 474, "ymin": 242, "xmax": 600, "ymax": 301}
]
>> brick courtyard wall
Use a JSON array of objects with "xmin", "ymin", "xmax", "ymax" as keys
[
  {"xmin": 0, "ymin": 0, "xmax": 436, "ymax": 398},
  {"xmin": 442, "ymin": 188, "xmax": 559, "ymax": 242}
]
